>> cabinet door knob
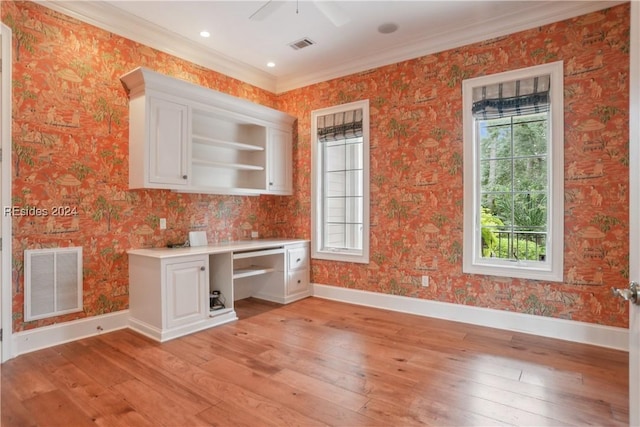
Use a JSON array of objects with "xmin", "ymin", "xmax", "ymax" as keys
[
  {"xmin": 200, "ymin": 266, "xmax": 205, "ymax": 271},
  {"xmin": 296, "ymin": 258, "xmax": 301, "ymax": 263},
  {"xmin": 183, "ymin": 175, "xmax": 188, "ymax": 180},
  {"xmin": 297, "ymin": 279, "xmax": 301, "ymax": 284},
  {"xmin": 269, "ymin": 182, "xmax": 273, "ymax": 186}
]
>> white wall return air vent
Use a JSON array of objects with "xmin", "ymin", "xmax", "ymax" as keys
[{"xmin": 24, "ymin": 246, "xmax": 83, "ymax": 321}]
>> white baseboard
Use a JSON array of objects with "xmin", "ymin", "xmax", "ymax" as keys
[
  {"xmin": 312, "ymin": 284, "xmax": 629, "ymax": 351},
  {"xmin": 12, "ymin": 310, "xmax": 130, "ymax": 357},
  {"xmin": 7, "ymin": 285, "xmax": 629, "ymax": 357}
]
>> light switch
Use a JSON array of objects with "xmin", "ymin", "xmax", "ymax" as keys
[{"xmin": 159, "ymin": 218, "xmax": 167, "ymax": 230}]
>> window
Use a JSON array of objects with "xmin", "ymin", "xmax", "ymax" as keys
[
  {"xmin": 462, "ymin": 62, "xmax": 564, "ymax": 281},
  {"xmin": 311, "ymin": 100, "xmax": 370, "ymax": 263}
]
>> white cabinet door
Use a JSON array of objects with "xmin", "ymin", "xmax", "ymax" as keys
[
  {"xmin": 148, "ymin": 96, "xmax": 189, "ymax": 187},
  {"xmin": 165, "ymin": 257, "xmax": 207, "ymax": 329},
  {"xmin": 267, "ymin": 127, "xmax": 292, "ymax": 195}
]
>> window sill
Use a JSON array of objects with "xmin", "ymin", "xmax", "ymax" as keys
[
  {"xmin": 463, "ymin": 259, "xmax": 563, "ymax": 282},
  {"xmin": 312, "ymin": 249, "xmax": 369, "ymax": 264}
]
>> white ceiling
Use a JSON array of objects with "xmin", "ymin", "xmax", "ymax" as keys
[{"xmin": 40, "ymin": 0, "xmax": 623, "ymax": 93}]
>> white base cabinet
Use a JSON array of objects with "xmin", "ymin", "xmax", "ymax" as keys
[
  {"xmin": 129, "ymin": 254, "xmax": 237, "ymax": 342},
  {"xmin": 128, "ymin": 239, "xmax": 309, "ymax": 342},
  {"xmin": 253, "ymin": 242, "xmax": 310, "ymax": 304}
]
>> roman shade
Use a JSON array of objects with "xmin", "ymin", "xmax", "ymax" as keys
[
  {"xmin": 472, "ymin": 75, "xmax": 551, "ymax": 119},
  {"xmin": 317, "ymin": 108, "xmax": 363, "ymax": 142}
]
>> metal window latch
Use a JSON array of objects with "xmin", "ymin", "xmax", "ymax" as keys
[{"xmin": 611, "ymin": 281, "xmax": 640, "ymax": 305}]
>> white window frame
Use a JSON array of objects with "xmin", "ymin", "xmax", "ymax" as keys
[
  {"xmin": 462, "ymin": 61, "xmax": 564, "ymax": 282},
  {"xmin": 311, "ymin": 100, "xmax": 370, "ymax": 264}
]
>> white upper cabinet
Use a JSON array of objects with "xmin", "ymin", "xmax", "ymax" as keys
[
  {"xmin": 267, "ymin": 127, "xmax": 293, "ymax": 195},
  {"xmin": 147, "ymin": 96, "xmax": 189, "ymax": 187},
  {"xmin": 120, "ymin": 67, "xmax": 296, "ymax": 195}
]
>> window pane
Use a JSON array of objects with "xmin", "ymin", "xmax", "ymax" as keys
[
  {"xmin": 345, "ymin": 140, "xmax": 363, "ymax": 169},
  {"xmin": 326, "ymin": 197, "xmax": 345, "ymax": 223},
  {"xmin": 344, "ymin": 224, "xmax": 363, "ymax": 250},
  {"xmin": 479, "ymin": 119, "xmax": 512, "ymax": 160},
  {"xmin": 326, "ymin": 171, "xmax": 346, "ymax": 197},
  {"xmin": 513, "ymin": 114, "xmax": 547, "ymax": 156},
  {"xmin": 325, "ymin": 144, "xmax": 345, "ymax": 171},
  {"xmin": 326, "ymin": 170, "xmax": 363, "ymax": 197},
  {"xmin": 513, "ymin": 157, "xmax": 547, "ymax": 192},
  {"xmin": 482, "ymin": 192, "xmax": 513, "ymax": 226},
  {"xmin": 481, "ymin": 159, "xmax": 512, "ymax": 192},
  {"xmin": 512, "ymin": 192, "xmax": 547, "ymax": 229},
  {"xmin": 326, "ymin": 223, "xmax": 345, "ymax": 248}
]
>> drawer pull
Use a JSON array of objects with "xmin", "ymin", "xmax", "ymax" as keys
[
  {"xmin": 200, "ymin": 266, "xmax": 205, "ymax": 271},
  {"xmin": 297, "ymin": 280, "xmax": 301, "ymax": 284},
  {"xmin": 296, "ymin": 258, "xmax": 301, "ymax": 262}
]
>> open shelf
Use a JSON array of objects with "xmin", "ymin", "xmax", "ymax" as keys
[
  {"xmin": 233, "ymin": 266, "xmax": 276, "ymax": 279},
  {"xmin": 192, "ymin": 158, "xmax": 265, "ymax": 171},
  {"xmin": 192, "ymin": 134, "xmax": 264, "ymax": 151}
]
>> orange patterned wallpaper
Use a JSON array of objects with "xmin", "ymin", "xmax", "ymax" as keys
[
  {"xmin": 3, "ymin": 1, "xmax": 283, "ymax": 332},
  {"xmin": 275, "ymin": 4, "xmax": 631, "ymax": 327},
  {"xmin": 3, "ymin": 1, "xmax": 631, "ymax": 332}
]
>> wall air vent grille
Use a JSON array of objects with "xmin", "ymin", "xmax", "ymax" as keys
[
  {"xmin": 289, "ymin": 38, "xmax": 315, "ymax": 50},
  {"xmin": 24, "ymin": 247, "xmax": 83, "ymax": 321}
]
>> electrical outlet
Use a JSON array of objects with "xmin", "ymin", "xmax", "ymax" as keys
[
  {"xmin": 251, "ymin": 231, "xmax": 259, "ymax": 239},
  {"xmin": 159, "ymin": 218, "xmax": 167, "ymax": 230},
  {"xmin": 421, "ymin": 275, "xmax": 430, "ymax": 287}
]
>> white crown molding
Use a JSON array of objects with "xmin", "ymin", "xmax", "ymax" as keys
[
  {"xmin": 34, "ymin": 0, "xmax": 278, "ymax": 92},
  {"xmin": 276, "ymin": 0, "xmax": 626, "ymax": 93},
  {"xmin": 312, "ymin": 284, "xmax": 629, "ymax": 351},
  {"xmin": 36, "ymin": 1, "xmax": 624, "ymax": 95}
]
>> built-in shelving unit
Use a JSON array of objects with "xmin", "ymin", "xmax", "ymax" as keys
[{"xmin": 120, "ymin": 67, "xmax": 295, "ymax": 195}]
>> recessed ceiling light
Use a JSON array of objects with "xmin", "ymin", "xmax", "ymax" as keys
[
  {"xmin": 200, "ymin": 30, "xmax": 210, "ymax": 38},
  {"xmin": 378, "ymin": 22, "xmax": 398, "ymax": 34},
  {"xmin": 267, "ymin": 62, "xmax": 276, "ymax": 68}
]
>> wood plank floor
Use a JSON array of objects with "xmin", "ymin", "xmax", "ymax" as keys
[{"xmin": 1, "ymin": 297, "xmax": 629, "ymax": 426}]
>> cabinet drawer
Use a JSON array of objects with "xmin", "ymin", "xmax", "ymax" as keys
[
  {"xmin": 287, "ymin": 269, "xmax": 309, "ymax": 296},
  {"xmin": 287, "ymin": 246, "xmax": 309, "ymax": 271}
]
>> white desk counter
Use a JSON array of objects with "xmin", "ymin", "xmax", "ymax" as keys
[
  {"xmin": 128, "ymin": 239, "xmax": 310, "ymax": 342},
  {"xmin": 127, "ymin": 238, "xmax": 308, "ymax": 258}
]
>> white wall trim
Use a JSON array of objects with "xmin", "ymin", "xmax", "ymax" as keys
[
  {"xmin": 11, "ymin": 310, "xmax": 130, "ymax": 357},
  {"xmin": 1, "ymin": 23, "xmax": 13, "ymax": 363},
  {"xmin": 312, "ymin": 283, "xmax": 629, "ymax": 351}
]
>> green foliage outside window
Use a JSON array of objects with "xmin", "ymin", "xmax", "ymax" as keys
[{"xmin": 479, "ymin": 113, "xmax": 548, "ymax": 261}]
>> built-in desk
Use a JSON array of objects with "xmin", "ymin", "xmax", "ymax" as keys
[{"xmin": 127, "ymin": 239, "xmax": 309, "ymax": 342}]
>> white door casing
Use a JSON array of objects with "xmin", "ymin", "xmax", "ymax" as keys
[
  {"xmin": 1, "ymin": 22, "xmax": 13, "ymax": 363},
  {"xmin": 628, "ymin": 1, "xmax": 640, "ymax": 425}
]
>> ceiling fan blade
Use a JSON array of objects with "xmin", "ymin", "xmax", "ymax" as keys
[
  {"xmin": 313, "ymin": 1, "xmax": 351, "ymax": 27},
  {"xmin": 249, "ymin": 0, "xmax": 285, "ymax": 21}
]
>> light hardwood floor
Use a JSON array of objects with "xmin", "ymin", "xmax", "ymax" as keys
[{"xmin": 1, "ymin": 297, "xmax": 629, "ymax": 426}]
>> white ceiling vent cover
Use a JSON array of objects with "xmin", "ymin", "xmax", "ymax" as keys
[
  {"xmin": 289, "ymin": 38, "xmax": 315, "ymax": 50},
  {"xmin": 24, "ymin": 247, "xmax": 83, "ymax": 321}
]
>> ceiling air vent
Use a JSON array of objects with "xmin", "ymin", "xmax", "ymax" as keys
[{"xmin": 289, "ymin": 38, "xmax": 315, "ymax": 50}]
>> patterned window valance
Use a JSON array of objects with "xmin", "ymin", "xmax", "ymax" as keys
[
  {"xmin": 317, "ymin": 108, "xmax": 363, "ymax": 142},
  {"xmin": 472, "ymin": 75, "xmax": 551, "ymax": 120}
]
